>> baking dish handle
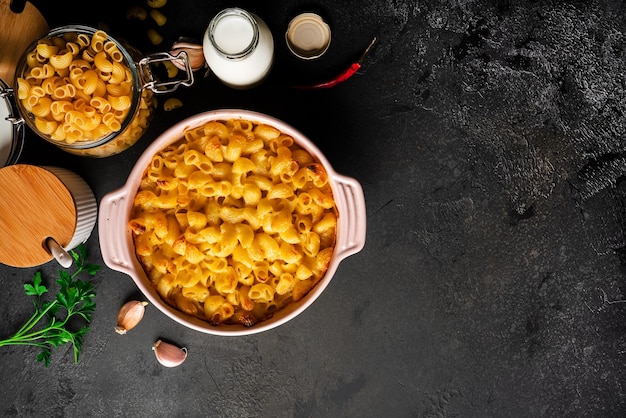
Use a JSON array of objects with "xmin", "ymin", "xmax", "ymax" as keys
[
  {"xmin": 98, "ymin": 188, "xmax": 136, "ymax": 277},
  {"xmin": 334, "ymin": 174, "xmax": 367, "ymax": 260}
]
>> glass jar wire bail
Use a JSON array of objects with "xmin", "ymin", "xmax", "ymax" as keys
[{"xmin": 138, "ymin": 51, "xmax": 195, "ymax": 93}]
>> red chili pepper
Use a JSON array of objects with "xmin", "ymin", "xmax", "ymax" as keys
[{"xmin": 293, "ymin": 37, "xmax": 377, "ymax": 89}]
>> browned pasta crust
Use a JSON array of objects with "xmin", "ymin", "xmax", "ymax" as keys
[{"xmin": 129, "ymin": 119, "xmax": 338, "ymax": 327}]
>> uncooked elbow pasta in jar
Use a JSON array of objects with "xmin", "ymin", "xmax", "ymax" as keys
[{"xmin": 14, "ymin": 25, "xmax": 194, "ymax": 157}]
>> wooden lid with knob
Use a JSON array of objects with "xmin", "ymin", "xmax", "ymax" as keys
[{"xmin": 0, "ymin": 164, "xmax": 77, "ymax": 267}]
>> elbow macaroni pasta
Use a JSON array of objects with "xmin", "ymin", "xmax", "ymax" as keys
[
  {"xmin": 130, "ymin": 119, "xmax": 338, "ymax": 327},
  {"xmin": 16, "ymin": 29, "xmax": 156, "ymax": 157}
]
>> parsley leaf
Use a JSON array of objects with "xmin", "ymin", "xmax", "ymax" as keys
[{"xmin": 0, "ymin": 244, "xmax": 100, "ymax": 367}]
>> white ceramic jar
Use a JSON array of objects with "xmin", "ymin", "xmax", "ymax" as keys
[
  {"xmin": 0, "ymin": 165, "xmax": 97, "ymax": 268},
  {"xmin": 203, "ymin": 8, "xmax": 274, "ymax": 89}
]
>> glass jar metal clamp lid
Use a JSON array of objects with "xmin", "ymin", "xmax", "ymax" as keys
[
  {"xmin": 0, "ymin": 78, "xmax": 25, "ymax": 167},
  {"xmin": 203, "ymin": 8, "xmax": 274, "ymax": 89},
  {"xmin": 14, "ymin": 25, "xmax": 195, "ymax": 158}
]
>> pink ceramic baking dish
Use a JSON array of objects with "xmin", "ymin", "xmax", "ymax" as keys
[{"xmin": 98, "ymin": 109, "xmax": 366, "ymax": 336}]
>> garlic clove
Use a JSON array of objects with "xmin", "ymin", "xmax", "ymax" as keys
[
  {"xmin": 169, "ymin": 41, "xmax": 206, "ymax": 72},
  {"xmin": 152, "ymin": 339, "xmax": 188, "ymax": 367},
  {"xmin": 115, "ymin": 300, "xmax": 148, "ymax": 335}
]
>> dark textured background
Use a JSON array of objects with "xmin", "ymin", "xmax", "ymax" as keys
[{"xmin": 1, "ymin": 0, "xmax": 626, "ymax": 416}]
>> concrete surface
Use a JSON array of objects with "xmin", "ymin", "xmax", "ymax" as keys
[{"xmin": 1, "ymin": 0, "xmax": 625, "ymax": 416}]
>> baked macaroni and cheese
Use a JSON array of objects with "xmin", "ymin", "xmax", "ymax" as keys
[{"xmin": 129, "ymin": 119, "xmax": 337, "ymax": 327}]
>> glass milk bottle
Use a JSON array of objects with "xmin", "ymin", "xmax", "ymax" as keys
[{"xmin": 203, "ymin": 8, "xmax": 274, "ymax": 89}]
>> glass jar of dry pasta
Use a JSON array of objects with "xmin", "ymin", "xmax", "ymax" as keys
[{"xmin": 13, "ymin": 25, "xmax": 194, "ymax": 157}]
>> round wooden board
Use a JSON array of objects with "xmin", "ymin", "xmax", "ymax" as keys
[
  {"xmin": 0, "ymin": 165, "xmax": 76, "ymax": 267},
  {"xmin": 0, "ymin": 0, "xmax": 49, "ymax": 86}
]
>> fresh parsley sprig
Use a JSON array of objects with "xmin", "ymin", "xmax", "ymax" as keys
[{"xmin": 0, "ymin": 244, "xmax": 100, "ymax": 367}]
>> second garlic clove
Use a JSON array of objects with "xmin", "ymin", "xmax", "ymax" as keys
[
  {"xmin": 115, "ymin": 300, "xmax": 148, "ymax": 335},
  {"xmin": 152, "ymin": 340, "xmax": 188, "ymax": 367},
  {"xmin": 169, "ymin": 41, "xmax": 206, "ymax": 72}
]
